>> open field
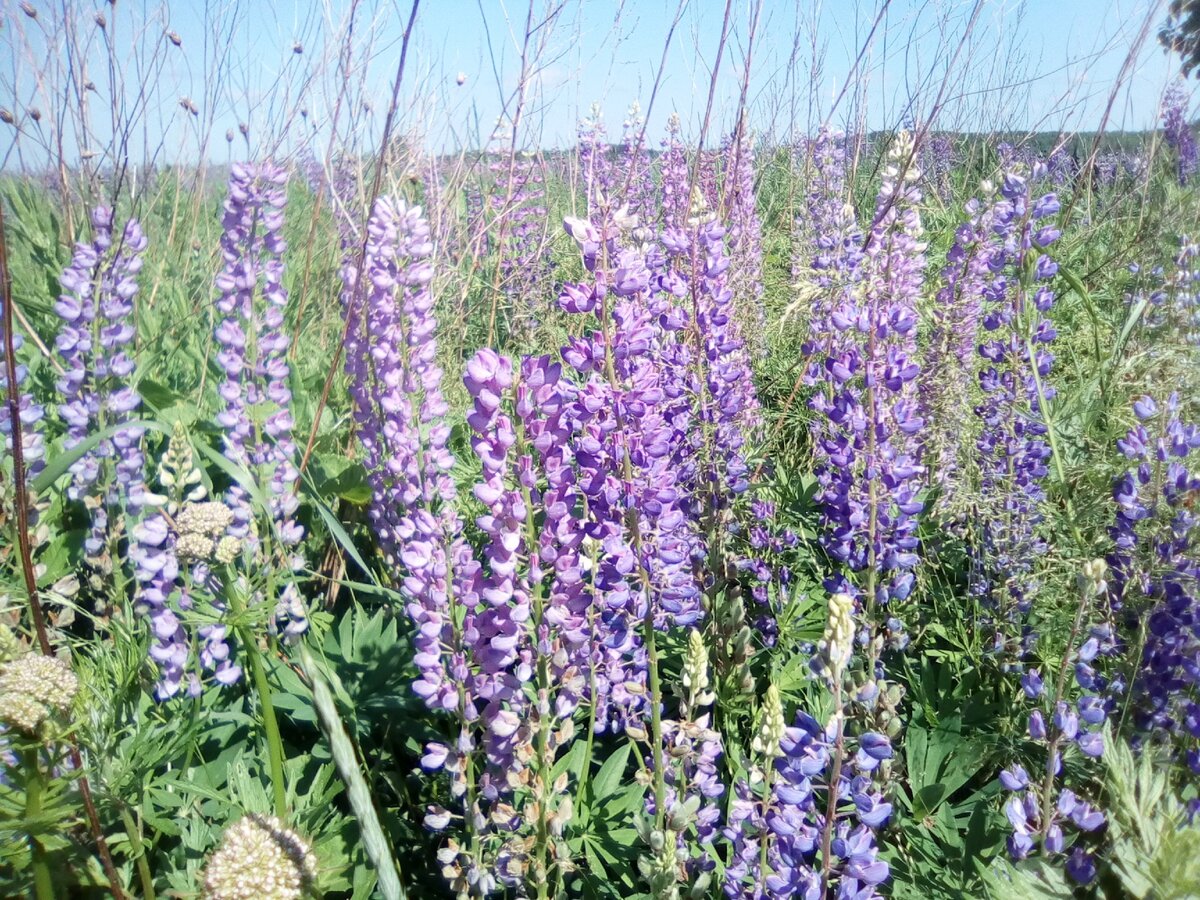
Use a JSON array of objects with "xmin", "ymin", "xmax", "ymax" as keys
[{"xmin": 0, "ymin": 2, "xmax": 1198, "ymax": 898}]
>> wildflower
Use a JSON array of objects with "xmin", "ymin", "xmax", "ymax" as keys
[
  {"xmin": 212, "ymin": 163, "xmax": 304, "ymax": 554},
  {"xmin": 809, "ymin": 131, "xmax": 925, "ymax": 636},
  {"xmin": 54, "ymin": 207, "xmax": 149, "ymax": 559},
  {"xmin": 201, "ymin": 814, "xmax": 318, "ymax": 900},
  {"xmin": 0, "ymin": 654, "xmax": 78, "ymax": 735},
  {"xmin": 1163, "ymin": 81, "xmax": 1197, "ymax": 186}
]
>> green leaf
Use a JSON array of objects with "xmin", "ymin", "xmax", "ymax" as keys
[{"xmin": 590, "ymin": 742, "xmax": 632, "ymax": 804}]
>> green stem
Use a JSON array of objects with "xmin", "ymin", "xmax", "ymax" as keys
[
  {"xmin": 227, "ymin": 576, "xmax": 288, "ymax": 820},
  {"xmin": 25, "ymin": 752, "xmax": 55, "ymax": 900},
  {"xmin": 118, "ymin": 805, "xmax": 156, "ymax": 900}
]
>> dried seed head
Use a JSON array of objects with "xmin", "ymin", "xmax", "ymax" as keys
[
  {"xmin": 292, "ymin": 42, "xmax": 303, "ymax": 54},
  {"xmin": 201, "ymin": 814, "xmax": 317, "ymax": 900},
  {"xmin": 167, "ymin": 30, "xmax": 182, "ymax": 46},
  {"xmin": 0, "ymin": 109, "xmax": 14, "ymax": 125},
  {"xmin": 238, "ymin": 122, "xmax": 249, "ymax": 136},
  {"xmin": 20, "ymin": 2, "xmax": 36, "ymax": 18},
  {"xmin": 94, "ymin": 12, "xmax": 106, "ymax": 28},
  {"xmin": 0, "ymin": 653, "xmax": 79, "ymax": 734},
  {"xmin": 456, "ymin": 72, "xmax": 467, "ymax": 85},
  {"xmin": 28, "ymin": 107, "xmax": 40, "ymax": 122},
  {"xmin": 226, "ymin": 129, "xmax": 234, "ymax": 143}
]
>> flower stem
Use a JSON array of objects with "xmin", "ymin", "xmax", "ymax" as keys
[
  {"xmin": 119, "ymin": 804, "xmax": 157, "ymax": 900},
  {"xmin": 819, "ymin": 683, "xmax": 846, "ymax": 890},
  {"xmin": 25, "ymin": 752, "xmax": 55, "ymax": 900},
  {"xmin": 227, "ymin": 577, "xmax": 288, "ymax": 820}
]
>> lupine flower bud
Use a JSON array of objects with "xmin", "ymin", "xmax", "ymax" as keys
[
  {"xmin": 0, "ymin": 653, "xmax": 78, "ymax": 735},
  {"xmin": 201, "ymin": 814, "xmax": 318, "ymax": 900},
  {"xmin": 682, "ymin": 629, "xmax": 714, "ymax": 711},
  {"xmin": 1077, "ymin": 559, "xmax": 1107, "ymax": 598},
  {"xmin": 820, "ymin": 592, "xmax": 856, "ymax": 682},
  {"xmin": 751, "ymin": 683, "xmax": 786, "ymax": 759}
]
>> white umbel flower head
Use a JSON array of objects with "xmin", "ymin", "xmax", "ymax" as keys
[
  {"xmin": 176, "ymin": 501, "xmax": 236, "ymax": 539},
  {"xmin": 202, "ymin": 814, "xmax": 318, "ymax": 900},
  {"xmin": 0, "ymin": 653, "xmax": 78, "ymax": 735}
]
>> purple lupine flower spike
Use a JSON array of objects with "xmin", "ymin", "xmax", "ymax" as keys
[
  {"xmin": 970, "ymin": 171, "xmax": 1062, "ymax": 659},
  {"xmin": 810, "ymin": 131, "xmax": 925, "ymax": 639},
  {"xmin": 1, "ymin": 321, "xmax": 46, "ymax": 522},
  {"xmin": 659, "ymin": 114, "xmax": 690, "ymax": 232},
  {"xmin": 1163, "ymin": 80, "xmax": 1197, "ymax": 187},
  {"xmin": 54, "ymin": 207, "xmax": 149, "ymax": 561}
]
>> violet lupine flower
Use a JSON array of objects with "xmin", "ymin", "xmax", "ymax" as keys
[
  {"xmin": 0, "ymin": 322, "xmax": 46, "ymax": 517},
  {"xmin": 559, "ymin": 215, "xmax": 701, "ymax": 732},
  {"xmin": 487, "ymin": 139, "xmax": 554, "ymax": 333},
  {"xmin": 923, "ymin": 186, "xmax": 1000, "ymax": 513},
  {"xmin": 1044, "ymin": 143, "xmax": 1077, "ymax": 187},
  {"xmin": 809, "ymin": 132, "xmax": 925, "ymax": 621},
  {"xmin": 796, "ymin": 127, "xmax": 864, "ymax": 370},
  {"xmin": 130, "ymin": 427, "xmax": 244, "ymax": 699},
  {"xmin": 615, "ymin": 101, "xmax": 657, "ymax": 224},
  {"xmin": 970, "ymin": 172, "xmax": 1062, "ymax": 658},
  {"xmin": 659, "ymin": 114, "xmax": 691, "ymax": 232},
  {"xmin": 661, "ymin": 216, "xmax": 758, "ymax": 507},
  {"xmin": 920, "ymin": 133, "xmax": 954, "ymax": 201},
  {"xmin": 212, "ymin": 163, "xmax": 304, "ymax": 561},
  {"xmin": 1163, "ymin": 81, "xmax": 1198, "ymax": 187},
  {"xmin": 577, "ymin": 104, "xmax": 614, "ymax": 217},
  {"xmin": 1143, "ymin": 236, "xmax": 1200, "ymax": 347},
  {"xmin": 722, "ymin": 125, "xmax": 766, "ymax": 355},
  {"xmin": 343, "ymin": 196, "xmax": 474, "ymax": 714},
  {"xmin": 1108, "ymin": 395, "xmax": 1200, "ymax": 748},
  {"xmin": 724, "ymin": 712, "xmax": 893, "ymax": 898},
  {"xmin": 54, "ymin": 207, "xmax": 149, "ymax": 557},
  {"xmin": 513, "ymin": 354, "xmax": 590, "ymax": 721},
  {"xmin": 464, "ymin": 349, "xmax": 531, "ymax": 781},
  {"xmin": 997, "ymin": 560, "xmax": 1110, "ymax": 883}
]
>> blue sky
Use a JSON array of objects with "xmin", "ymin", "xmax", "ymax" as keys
[{"xmin": 0, "ymin": 0, "xmax": 1192, "ymax": 168}]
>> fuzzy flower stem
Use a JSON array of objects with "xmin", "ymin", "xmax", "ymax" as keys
[
  {"xmin": 24, "ymin": 752, "xmax": 54, "ymax": 900},
  {"xmin": 118, "ymin": 804, "xmax": 158, "ymax": 900},
  {"xmin": 227, "ymin": 573, "xmax": 288, "ymax": 819}
]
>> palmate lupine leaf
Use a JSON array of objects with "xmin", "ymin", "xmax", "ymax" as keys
[{"xmin": 1101, "ymin": 733, "xmax": 1200, "ymax": 899}]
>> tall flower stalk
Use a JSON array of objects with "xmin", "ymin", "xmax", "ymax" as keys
[
  {"xmin": 54, "ymin": 206, "xmax": 148, "ymax": 578},
  {"xmin": 969, "ymin": 171, "xmax": 1063, "ymax": 661},
  {"xmin": 1163, "ymin": 81, "xmax": 1197, "ymax": 187},
  {"xmin": 809, "ymin": 132, "xmax": 926, "ymax": 681}
]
